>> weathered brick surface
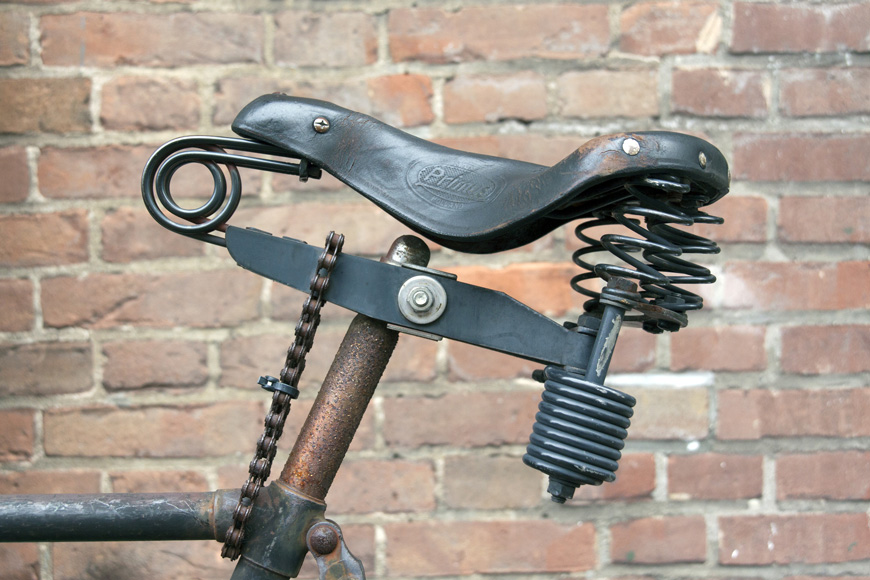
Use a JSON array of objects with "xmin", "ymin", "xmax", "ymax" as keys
[
  {"xmin": 777, "ymin": 451, "xmax": 870, "ymax": 500},
  {"xmin": 630, "ymin": 388, "xmax": 709, "ymax": 440},
  {"xmin": 444, "ymin": 72, "xmax": 547, "ymax": 124},
  {"xmin": 389, "ymin": 5, "xmax": 609, "ymax": 63},
  {"xmin": 719, "ymin": 513, "xmax": 870, "ymax": 564},
  {"xmin": 734, "ymin": 133, "xmax": 870, "ymax": 182},
  {"xmin": 44, "ymin": 402, "xmax": 264, "ymax": 457},
  {"xmin": 732, "ymin": 2, "xmax": 870, "ymax": 54},
  {"xmin": 778, "ymin": 197, "xmax": 870, "ymax": 243},
  {"xmin": 443, "ymin": 454, "xmax": 543, "ymax": 509},
  {"xmin": 611, "ymin": 516, "xmax": 707, "ymax": 563},
  {"xmin": 274, "ymin": 11, "xmax": 377, "ymax": 68},
  {"xmin": 109, "ymin": 470, "xmax": 209, "ymax": 493},
  {"xmin": 668, "ymin": 453, "xmax": 762, "ymax": 500},
  {"xmin": 39, "ymin": 146, "xmax": 154, "ymax": 199},
  {"xmin": 558, "ymin": 70, "xmax": 659, "ymax": 118},
  {"xmin": 100, "ymin": 76, "xmax": 200, "ymax": 131},
  {"xmin": 102, "ymin": 340, "xmax": 208, "ymax": 390},
  {"xmin": 0, "ymin": 211, "xmax": 89, "ymax": 267},
  {"xmin": 41, "ymin": 12, "xmax": 263, "ymax": 67},
  {"xmin": 0, "ymin": 470, "xmax": 101, "ymax": 494},
  {"xmin": 0, "ymin": 12, "xmax": 30, "ymax": 65},
  {"xmin": 0, "ymin": 78, "xmax": 91, "ymax": 133},
  {"xmin": 0, "ymin": 147, "xmax": 29, "ymax": 203},
  {"xmin": 385, "ymin": 520, "xmax": 596, "ymax": 575},
  {"xmin": 327, "ymin": 459, "xmax": 436, "ymax": 514},
  {"xmin": 0, "ymin": 409, "xmax": 34, "ymax": 461},
  {"xmin": 670, "ymin": 326, "xmax": 766, "ymax": 371},
  {"xmin": 672, "ymin": 68, "xmax": 769, "ymax": 118},
  {"xmin": 101, "ymin": 207, "xmax": 204, "ymax": 262},
  {"xmin": 0, "ymin": 342, "xmax": 92, "ymax": 396},
  {"xmin": 718, "ymin": 388, "xmax": 870, "ymax": 439},
  {"xmin": 0, "ymin": 278, "xmax": 34, "ymax": 332},
  {"xmin": 0, "ymin": 543, "xmax": 38, "ymax": 580},
  {"xmin": 620, "ymin": 2, "xmax": 721, "ymax": 55},
  {"xmin": 42, "ymin": 270, "xmax": 261, "ymax": 329},
  {"xmin": 780, "ymin": 68, "xmax": 870, "ymax": 117},
  {"xmin": 781, "ymin": 325, "xmax": 870, "ymax": 374}
]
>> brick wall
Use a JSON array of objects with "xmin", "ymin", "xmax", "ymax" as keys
[{"xmin": 1, "ymin": 1, "xmax": 869, "ymax": 579}]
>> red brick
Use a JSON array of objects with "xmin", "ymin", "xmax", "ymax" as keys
[
  {"xmin": 385, "ymin": 520, "xmax": 596, "ymax": 575},
  {"xmin": 781, "ymin": 68, "xmax": 870, "ymax": 117},
  {"xmin": 611, "ymin": 516, "xmax": 706, "ymax": 563},
  {"xmin": 42, "ymin": 270, "xmax": 261, "ymax": 329},
  {"xmin": 444, "ymin": 455, "xmax": 542, "ymax": 509},
  {"xmin": 444, "ymin": 72, "xmax": 547, "ymax": 124},
  {"xmin": 0, "ymin": 544, "xmax": 38, "ymax": 580},
  {"xmin": 557, "ymin": 70, "xmax": 659, "ymax": 118},
  {"xmin": 671, "ymin": 326, "xmax": 766, "ymax": 371},
  {"xmin": 575, "ymin": 453, "xmax": 656, "ymax": 501},
  {"xmin": 777, "ymin": 451, "xmax": 870, "ymax": 500},
  {"xmin": 679, "ymin": 195, "xmax": 768, "ymax": 245},
  {"xmin": 722, "ymin": 261, "xmax": 870, "ymax": 311},
  {"xmin": 620, "ymin": 2, "xmax": 721, "ymax": 56},
  {"xmin": 327, "ymin": 459, "xmax": 435, "ymax": 514},
  {"xmin": 719, "ymin": 513, "xmax": 870, "ymax": 564},
  {"xmin": 718, "ymin": 388, "xmax": 870, "ymax": 439},
  {"xmin": 110, "ymin": 470, "xmax": 209, "ymax": 493},
  {"xmin": 0, "ymin": 342, "xmax": 92, "ymax": 396},
  {"xmin": 0, "ymin": 409, "xmax": 34, "ymax": 461},
  {"xmin": 734, "ymin": 133, "xmax": 870, "ymax": 182},
  {"xmin": 447, "ymin": 341, "xmax": 540, "ymax": 382},
  {"xmin": 53, "ymin": 541, "xmax": 231, "ymax": 580},
  {"xmin": 732, "ymin": 3, "xmax": 870, "ymax": 54},
  {"xmin": 41, "ymin": 12, "xmax": 263, "ymax": 66},
  {"xmin": 103, "ymin": 340, "xmax": 208, "ymax": 390},
  {"xmin": 234, "ymin": 203, "xmax": 418, "ymax": 257},
  {"xmin": 0, "ymin": 470, "xmax": 101, "ymax": 494},
  {"xmin": 383, "ymin": 391, "xmax": 539, "ymax": 448},
  {"xmin": 0, "ymin": 12, "xmax": 29, "ymax": 65},
  {"xmin": 0, "ymin": 78, "xmax": 91, "ymax": 133},
  {"xmin": 0, "ymin": 211, "xmax": 88, "ymax": 267},
  {"xmin": 100, "ymin": 76, "xmax": 200, "ymax": 131},
  {"xmin": 449, "ymin": 263, "xmax": 581, "ymax": 317},
  {"xmin": 366, "ymin": 74, "xmax": 434, "ymax": 127},
  {"xmin": 672, "ymin": 69, "xmax": 769, "ymax": 118},
  {"xmin": 388, "ymin": 5, "xmax": 609, "ymax": 63},
  {"xmin": 781, "ymin": 325, "xmax": 870, "ymax": 374},
  {"xmin": 435, "ymin": 134, "xmax": 584, "ymax": 166},
  {"xmin": 274, "ymin": 11, "xmax": 376, "ymax": 67},
  {"xmin": 40, "ymin": 145, "xmax": 151, "ymax": 199},
  {"xmin": 779, "ymin": 197, "xmax": 870, "ymax": 243},
  {"xmin": 101, "ymin": 207, "xmax": 204, "ymax": 262},
  {"xmin": 0, "ymin": 279, "xmax": 33, "ymax": 332},
  {"xmin": 44, "ymin": 401, "xmax": 264, "ymax": 457},
  {"xmin": 609, "ymin": 328, "xmax": 657, "ymax": 373},
  {"xmin": 0, "ymin": 147, "xmax": 29, "ymax": 203},
  {"xmin": 668, "ymin": 453, "xmax": 762, "ymax": 500},
  {"xmin": 630, "ymin": 387, "xmax": 708, "ymax": 440}
]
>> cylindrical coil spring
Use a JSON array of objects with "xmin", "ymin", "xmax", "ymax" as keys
[
  {"xmin": 571, "ymin": 175, "xmax": 723, "ymax": 331},
  {"xmin": 523, "ymin": 366, "xmax": 636, "ymax": 500}
]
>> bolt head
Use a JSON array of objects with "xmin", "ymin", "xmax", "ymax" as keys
[
  {"xmin": 308, "ymin": 524, "xmax": 339, "ymax": 555},
  {"xmin": 698, "ymin": 151, "xmax": 707, "ymax": 168},
  {"xmin": 622, "ymin": 138, "xmax": 640, "ymax": 156},
  {"xmin": 410, "ymin": 288, "xmax": 432, "ymax": 310},
  {"xmin": 313, "ymin": 117, "xmax": 331, "ymax": 133}
]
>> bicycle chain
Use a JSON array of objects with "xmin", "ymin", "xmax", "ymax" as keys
[{"xmin": 221, "ymin": 231, "xmax": 345, "ymax": 561}]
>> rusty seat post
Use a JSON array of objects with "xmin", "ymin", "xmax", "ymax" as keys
[{"xmin": 278, "ymin": 235, "xmax": 431, "ymax": 501}]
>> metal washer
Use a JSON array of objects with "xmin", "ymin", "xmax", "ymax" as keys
[{"xmin": 397, "ymin": 275, "xmax": 447, "ymax": 325}]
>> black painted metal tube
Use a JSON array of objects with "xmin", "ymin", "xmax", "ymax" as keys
[{"xmin": 0, "ymin": 490, "xmax": 238, "ymax": 543}]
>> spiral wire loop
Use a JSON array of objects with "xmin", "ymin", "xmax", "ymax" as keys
[
  {"xmin": 570, "ymin": 175, "xmax": 723, "ymax": 333},
  {"xmin": 141, "ymin": 135, "xmax": 321, "ymax": 246}
]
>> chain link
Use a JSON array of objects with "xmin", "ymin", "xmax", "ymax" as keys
[{"xmin": 221, "ymin": 231, "xmax": 344, "ymax": 560}]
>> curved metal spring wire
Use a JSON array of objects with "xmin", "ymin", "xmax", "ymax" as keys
[
  {"xmin": 571, "ymin": 175, "xmax": 723, "ymax": 331},
  {"xmin": 141, "ymin": 135, "xmax": 319, "ymax": 246}
]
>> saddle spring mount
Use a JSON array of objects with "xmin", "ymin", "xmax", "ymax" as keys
[{"xmin": 524, "ymin": 173, "xmax": 723, "ymax": 503}]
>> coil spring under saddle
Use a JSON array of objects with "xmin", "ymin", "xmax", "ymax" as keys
[
  {"xmin": 523, "ymin": 366, "xmax": 636, "ymax": 503},
  {"xmin": 571, "ymin": 174, "xmax": 723, "ymax": 333}
]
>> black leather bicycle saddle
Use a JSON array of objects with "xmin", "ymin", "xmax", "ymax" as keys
[{"xmin": 233, "ymin": 94, "xmax": 729, "ymax": 254}]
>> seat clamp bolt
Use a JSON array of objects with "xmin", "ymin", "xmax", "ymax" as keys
[
  {"xmin": 313, "ymin": 117, "xmax": 330, "ymax": 133},
  {"xmin": 622, "ymin": 138, "xmax": 640, "ymax": 156}
]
